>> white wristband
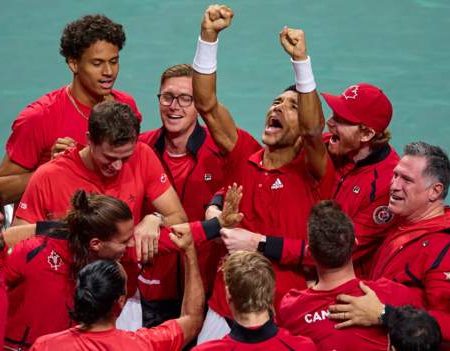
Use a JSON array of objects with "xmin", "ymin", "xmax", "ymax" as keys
[
  {"xmin": 193, "ymin": 36, "xmax": 219, "ymax": 74},
  {"xmin": 291, "ymin": 56, "xmax": 316, "ymax": 93}
]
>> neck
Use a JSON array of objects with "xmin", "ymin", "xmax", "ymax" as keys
[
  {"xmin": 352, "ymin": 144, "xmax": 372, "ymax": 163},
  {"xmin": 233, "ymin": 310, "xmax": 270, "ymax": 328},
  {"xmin": 406, "ymin": 202, "xmax": 445, "ymax": 223},
  {"xmin": 314, "ymin": 261, "xmax": 355, "ymax": 290},
  {"xmin": 70, "ymin": 81, "xmax": 106, "ymax": 108},
  {"xmin": 164, "ymin": 122, "xmax": 197, "ymax": 155},
  {"xmin": 263, "ymin": 146, "xmax": 298, "ymax": 169},
  {"xmin": 79, "ymin": 316, "xmax": 115, "ymax": 332},
  {"xmin": 79, "ymin": 147, "xmax": 96, "ymax": 171}
]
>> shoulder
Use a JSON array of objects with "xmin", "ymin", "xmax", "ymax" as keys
[
  {"xmin": 192, "ymin": 338, "xmax": 232, "ymax": 351},
  {"xmin": 139, "ymin": 129, "xmax": 162, "ymax": 145},
  {"xmin": 32, "ymin": 328, "xmax": 74, "ymax": 349},
  {"xmin": 111, "ymin": 89, "xmax": 138, "ymax": 105},
  {"xmin": 276, "ymin": 327, "xmax": 316, "ymax": 349}
]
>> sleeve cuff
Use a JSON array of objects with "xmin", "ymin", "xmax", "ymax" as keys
[
  {"xmin": 264, "ymin": 236, "xmax": 284, "ymax": 261},
  {"xmin": 200, "ymin": 217, "xmax": 222, "ymax": 240},
  {"xmin": 208, "ymin": 194, "xmax": 224, "ymax": 210}
]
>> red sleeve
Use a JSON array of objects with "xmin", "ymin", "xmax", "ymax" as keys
[
  {"xmin": 121, "ymin": 247, "xmax": 140, "ymax": 297},
  {"xmin": 423, "ymin": 243, "xmax": 450, "ymax": 312},
  {"xmin": 6, "ymin": 103, "xmax": 48, "ymax": 170},
  {"xmin": 15, "ymin": 167, "xmax": 49, "ymax": 223},
  {"xmin": 4, "ymin": 239, "xmax": 32, "ymax": 288},
  {"xmin": 368, "ymin": 278, "xmax": 423, "ymax": 308},
  {"xmin": 224, "ymin": 129, "xmax": 261, "ymax": 172},
  {"xmin": 316, "ymin": 154, "xmax": 335, "ymax": 199},
  {"xmin": 140, "ymin": 144, "xmax": 171, "ymax": 202},
  {"xmin": 135, "ymin": 319, "xmax": 184, "ymax": 351}
]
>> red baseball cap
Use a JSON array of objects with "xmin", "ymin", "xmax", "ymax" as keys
[{"xmin": 321, "ymin": 83, "xmax": 393, "ymax": 132}]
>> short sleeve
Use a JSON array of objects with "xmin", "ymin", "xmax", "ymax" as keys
[
  {"xmin": 136, "ymin": 319, "xmax": 184, "ymax": 351},
  {"xmin": 139, "ymin": 144, "xmax": 171, "ymax": 202}
]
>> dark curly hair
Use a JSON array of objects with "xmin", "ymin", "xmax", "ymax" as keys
[
  {"xmin": 308, "ymin": 200, "xmax": 355, "ymax": 268},
  {"xmin": 59, "ymin": 14, "xmax": 126, "ymax": 62}
]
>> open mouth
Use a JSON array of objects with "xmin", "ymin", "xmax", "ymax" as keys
[
  {"xmin": 99, "ymin": 79, "xmax": 114, "ymax": 89},
  {"xmin": 167, "ymin": 114, "xmax": 183, "ymax": 120},
  {"xmin": 329, "ymin": 134, "xmax": 340, "ymax": 144},
  {"xmin": 265, "ymin": 116, "xmax": 283, "ymax": 133},
  {"xmin": 390, "ymin": 193, "xmax": 403, "ymax": 202}
]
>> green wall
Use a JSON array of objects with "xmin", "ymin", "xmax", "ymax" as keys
[{"xmin": 1, "ymin": 0, "xmax": 449, "ymax": 154}]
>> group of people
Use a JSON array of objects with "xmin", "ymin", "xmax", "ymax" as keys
[{"xmin": 0, "ymin": 4, "xmax": 448, "ymax": 351}]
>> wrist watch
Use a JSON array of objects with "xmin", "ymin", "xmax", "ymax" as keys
[
  {"xmin": 257, "ymin": 236, "xmax": 267, "ymax": 253},
  {"xmin": 151, "ymin": 212, "xmax": 165, "ymax": 226}
]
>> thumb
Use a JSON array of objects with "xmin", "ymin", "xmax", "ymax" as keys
[{"xmin": 359, "ymin": 281, "xmax": 374, "ymax": 295}]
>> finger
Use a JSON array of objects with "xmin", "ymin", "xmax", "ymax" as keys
[
  {"xmin": 328, "ymin": 304, "xmax": 351, "ymax": 313},
  {"xmin": 220, "ymin": 228, "xmax": 229, "ymax": 237},
  {"xmin": 153, "ymin": 237, "xmax": 159, "ymax": 256},
  {"xmin": 334, "ymin": 320, "xmax": 353, "ymax": 329},
  {"xmin": 359, "ymin": 281, "xmax": 374, "ymax": 295},
  {"xmin": 135, "ymin": 234, "xmax": 142, "ymax": 261},
  {"xmin": 143, "ymin": 236, "xmax": 150, "ymax": 262},
  {"xmin": 335, "ymin": 293, "xmax": 355, "ymax": 303}
]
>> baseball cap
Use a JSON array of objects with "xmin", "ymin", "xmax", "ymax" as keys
[{"xmin": 321, "ymin": 83, "xmax": 393, "ymax": 132}]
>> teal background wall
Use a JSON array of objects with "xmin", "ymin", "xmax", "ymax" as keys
[{"xmin": 1, "ymin": 0, "xmax": 449, "ymax": 155}]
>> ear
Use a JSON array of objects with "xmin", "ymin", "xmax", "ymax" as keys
[
  {"xmin": 225, "ymin": 285, "xmax": 231, "ymax": 304},
  {"xmin": 118, "ymin": 294, "xmax": 127, "ymax": 309},
  {"xmin": 89, "ymin": 237, "xmax": 102, "ymax": 253},
  {"xmin": 428, "ymin": 182, "xmax": 444, "ymax": 202},
  {"xmin": 67, "ymin": 57, "xmax": 79, "ymax": 75},
  {"xmin": 360, "ymin": 126, "xmax": 376, "ymax": 143}
]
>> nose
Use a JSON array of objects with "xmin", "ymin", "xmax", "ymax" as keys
[
  {"xmin": 111, "ymin": 159, "xmax": 123, "ymax": 171},
  {"xmin": 390, "ymin": 174, "xmax": 400, "ymax": 191},
  {"xmin": 169, "ymin": 97, "xmax": 181, "ymax": 109},
  {"xmin": 103, "ymin": 63, "xmax": 113, "ymax": 76}
]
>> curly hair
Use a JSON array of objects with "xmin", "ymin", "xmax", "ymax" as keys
[{"xmin": 59, "ymin": 14, "xmax": 126, "ymax": 62}]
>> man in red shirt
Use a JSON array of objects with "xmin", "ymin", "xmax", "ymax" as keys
[
  {"xmin": 192, "ymin": 5, "xmax": 334, "ymax": 342},
  {"xmin": 278, "ymin": 201, "xmax": 421, "ymax": 351},
  {"xmin": 14, "ymin": 100, "xmax": 187, "ymax": 263},
  {"xmin": 328, "ymin": 142, "xmax": 450, "ymax": 344},
  {"xmin": 193, "ymin": 251, "xmax": 317, "ymax": 351},
  {"xmin": 30, "ymin": 224, "xmax": 204, "ymax": 351},
  {"xmin": 0, "ymin": 14, "xmax": 141, "ymax": 204},
  {"xmin": 138, "ymin": 64, "xmax": 243, "ymax": 326}
]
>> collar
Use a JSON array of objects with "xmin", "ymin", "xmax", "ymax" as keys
[
  {"xmin": 229, "ymin": 318, "xmax": 278, "ymax": 343},
  {"xmin": 355, "ymin": 143, "xmax": 391, "ymax": 168},
  {"xmin": 154, "ymin": 121, "xmax": 206, "ymax": 157},
  {"xmin": 248, "ymin": 149, "xmax": 304, "ymax": 173}
]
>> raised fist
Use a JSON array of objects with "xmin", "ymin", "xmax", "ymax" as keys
[
  {"xmin": 201, "ymin": 4, "xmax": 234, "ymax": 42},
  {"xmin": 279, "ymin": 27, "xmax": 308, "ymax": 61}
]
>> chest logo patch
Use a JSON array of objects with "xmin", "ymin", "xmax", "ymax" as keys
[
  {"xmin": 444, "ymin": 272, "xmax": 450, "ymax": 281},
  {"xmin": 48, "ymin": 250, "xmax": 62, "ymax": 271},
  {"xmin": 352, "ymin": 186, "xmax": 361, "ymax": 194},
  {"xmin": 342, "ymin": 85, "xmax": 359, "ymax": 100},
  {"xmin": 373, "ymin": 205, "xmax": 394, "ymax": 225},
  {"xmin": 204, "ymin": 173, "xmax": 212, "ymax": 181},
  {"xmin": 271, "ymin": 178, "xmax": 284, "ymax": 190},
  {"xmin": 160, "ymin": 173, "xmax": 168, "ymax": 183}
]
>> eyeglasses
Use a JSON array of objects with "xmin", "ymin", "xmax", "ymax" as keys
[{"xmin": 157, "ymin": 93, "xmax": 193, "ymax": 107}]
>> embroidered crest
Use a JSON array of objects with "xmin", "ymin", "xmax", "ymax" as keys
[
  {"xmin": 160, "ymin": 173, "xmax": 168, "ymax": 183},
  {"xmin": 352, "ymin": 186, "xmax": 361, "ymax": 194},
  {"xmin": 271, "ymin": 178, "xmax": 284, "ymax": 190},
  {"xmin": 372, "ymin": 206, "xmax": 393, "ymax": 225},
  {"xmin": 342, "ymin": 85, "xmax": 359, "ymax": 100},
  {"xmin": 47, "ymin": 250, "xmax": 62, "ymax": 271},
  {"xmin": 204, "ymin": 173, "xmax": 212, "ymax": 181},
  {"xmin": 444, "ymin": 272, "xmax": 450, "ymax": 281},
  {"xmin": 18, "ymin": 202, "xmax": 27, "ymax": 210}
]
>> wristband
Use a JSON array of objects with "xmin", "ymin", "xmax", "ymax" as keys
[
  {"xmin": 291, "ymin": 56, "xmax": 316, "ymax": 93},
  {"xmin": 193, "ymin": 36, "xmax": 219, "ymax": 74}
]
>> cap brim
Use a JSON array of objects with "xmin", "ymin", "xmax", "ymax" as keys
[{"xmin": 321, "ymin": 92, "xmax": 360, "ymax": 125}]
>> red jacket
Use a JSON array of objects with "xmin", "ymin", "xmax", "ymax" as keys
[{"xmin": 371, "ymin": 209, "xmax": 450, "ymax": 341}]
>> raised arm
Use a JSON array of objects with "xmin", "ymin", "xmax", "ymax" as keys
[
  {"xmin": 280, "ymin": 27, "xmax": 328, "ymax": 181},
  {"xmin": 192, "ymin": 4, "xmax": 238, "ymax": 153}
]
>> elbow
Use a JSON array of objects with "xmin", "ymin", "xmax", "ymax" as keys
[{"xmin": 194, "ymin": 98, "xmax": 218, "ymax": 117}]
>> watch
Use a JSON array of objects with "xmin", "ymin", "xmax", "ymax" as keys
[{"xmin": 257, "ymin": 236, "xmax": 267, "ymax": 253}]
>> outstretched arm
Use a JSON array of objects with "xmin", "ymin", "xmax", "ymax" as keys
[
  {"xmin": 280, "ymin": 27, "xmax": 328, "ymax": 181},
  {"xmin": 193, "ymin": 4, "xmax": 238, "ymax": 153}
]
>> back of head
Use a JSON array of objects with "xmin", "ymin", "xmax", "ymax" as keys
[
  {"xmin": 388, "ymin": 306, "xmax": 441, "ymax": 351},
  {"xmin": 403, "ymin": 141, "xmax": 450, "ymax": 199},
  {"xmin": 160, "ymin": 64, "xmax": 193, "ymax": 87},
  {"xmin": 308, "ymin": 200, "xmax": 355, "ymax": 268},
  {"xmin": 60, "ymin": 14, "xmax": 126, "ymax": 62},
  {"xmin": 88, "ymin": 101, "xmax": 140, "ymax": 146},
  {"xmin": 223, "ymin": 251, "xmax": 275, "ymax": 314},
  {"xmin": 71, "ymin": 260, "xmax": 126, "ymax": 326},
  {"xmin": 66, "ymin": 189, "xmax": 132, "ymax": 275}
]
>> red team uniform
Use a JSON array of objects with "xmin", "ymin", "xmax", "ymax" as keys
[
  {"xmin": 331, "ymin": 144, "xmax": 399, "ymax": 276},
  {"xmin": 371, "ymin": 209, "xmax": 450, "ymax": 340},
  {"xmin": 0, "ymin": 249, "xmax": 7, "ymax": 351},
  {"xmin": 15, "ymin": 142, "xmax": 170, "ymax": 224},
  {"xmin": 193, "ymin": 319, "xmax": 317, "ymax": 351},
  {"xmin": 278, "ymin": 278, "xmax": 421, "ymax": 351},
  {"xmin": 138, "ymin": 124, "xmax": 229, "ymax": 301},
  {"xmin": 6, "ymin": 86, "xmax": 141, "ymax": 170},
  {"xmin": 30, "ymin": 320, "xmax": 184, "ymax": 351},
  {"xmin": 207, "ymin": 130, "xmax": 335, "ymax": 318}
]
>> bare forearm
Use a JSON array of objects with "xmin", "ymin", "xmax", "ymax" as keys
[
  {"xmin": 0, "ymin": 173, "xmax": 32, "ymax": 204},
  {"xmin": 3, "ymin": 224, "xmax": 36, "ymax": 247}
]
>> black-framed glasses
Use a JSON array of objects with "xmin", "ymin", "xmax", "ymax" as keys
[{"xmin": 157, "ymin": 93, "xmax": 193, "ymax": 107}]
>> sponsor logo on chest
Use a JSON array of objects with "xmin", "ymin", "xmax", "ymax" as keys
[{"xmin": 271, "ymin": 177, "xmax": 284, "ymax": 190}]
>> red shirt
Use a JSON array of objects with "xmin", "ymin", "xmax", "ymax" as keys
[
  {"xmin": 0, "ymin": 250, "xmax": 7, "ymax": 351},
  {"xmin": 6, "ymin": 86, "xmax": 142, "ymax": 170},
  {"xmin": 331, "ymin": 144, "xmax": 399, "ymax": 277},
  {"xmin": 371, "ymin": 209, "xmax": 450, "ymax": 341},
  {"xmin": 139, "ymin": 124, "xmax": 233, "ymax": 298},
  {"xmin": 30, "ymin": 320, "xmax": 184, "ymax": 351},
  {"xmin": 278, "ymin": 278, "xmax": 421, "ymax": 351},
  {"xmin": 16, "ymin": 142, "xmax": 170, "ymax": 224},
  {"xmin": 208, "ymin": 130, "xmax": 335, "ymax": 318},
  {"xmin": 193, "ymin": 319, "xmax": 316, "ymax": 351}
]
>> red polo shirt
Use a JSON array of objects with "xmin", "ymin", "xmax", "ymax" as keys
[
  {"xmin": 278, "ymin": 278, "xmax": 421, "ymax": 351},
  {"xmin": 371, "ymin": 210, "xmax": 450, "ymax": 341},
  {"xmin": 208, "ymin": 130, "xmax": 335, "ymax": 318},
  {"xmin": 16, "ymin": 142, "xmax": 170, "ymax": 224},
  {"xmin": 7, "ymin": 86, "xmax": 141, "ymax": 170},
  {"xmin": 193, "ymin": 319, "xmax": 316, "ymax": 351},
  {"xmin": 30, "ymin": 320, "xmax": 183, "ymax": 351}
]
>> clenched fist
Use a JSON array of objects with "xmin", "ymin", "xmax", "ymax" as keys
[
  {"xmin": 279, "ymin": 27, "xmax": 308, "ymax": 61},
  {"xmin": 201, "ymin": 4, "xmax": 234, "ymax": 42}
]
